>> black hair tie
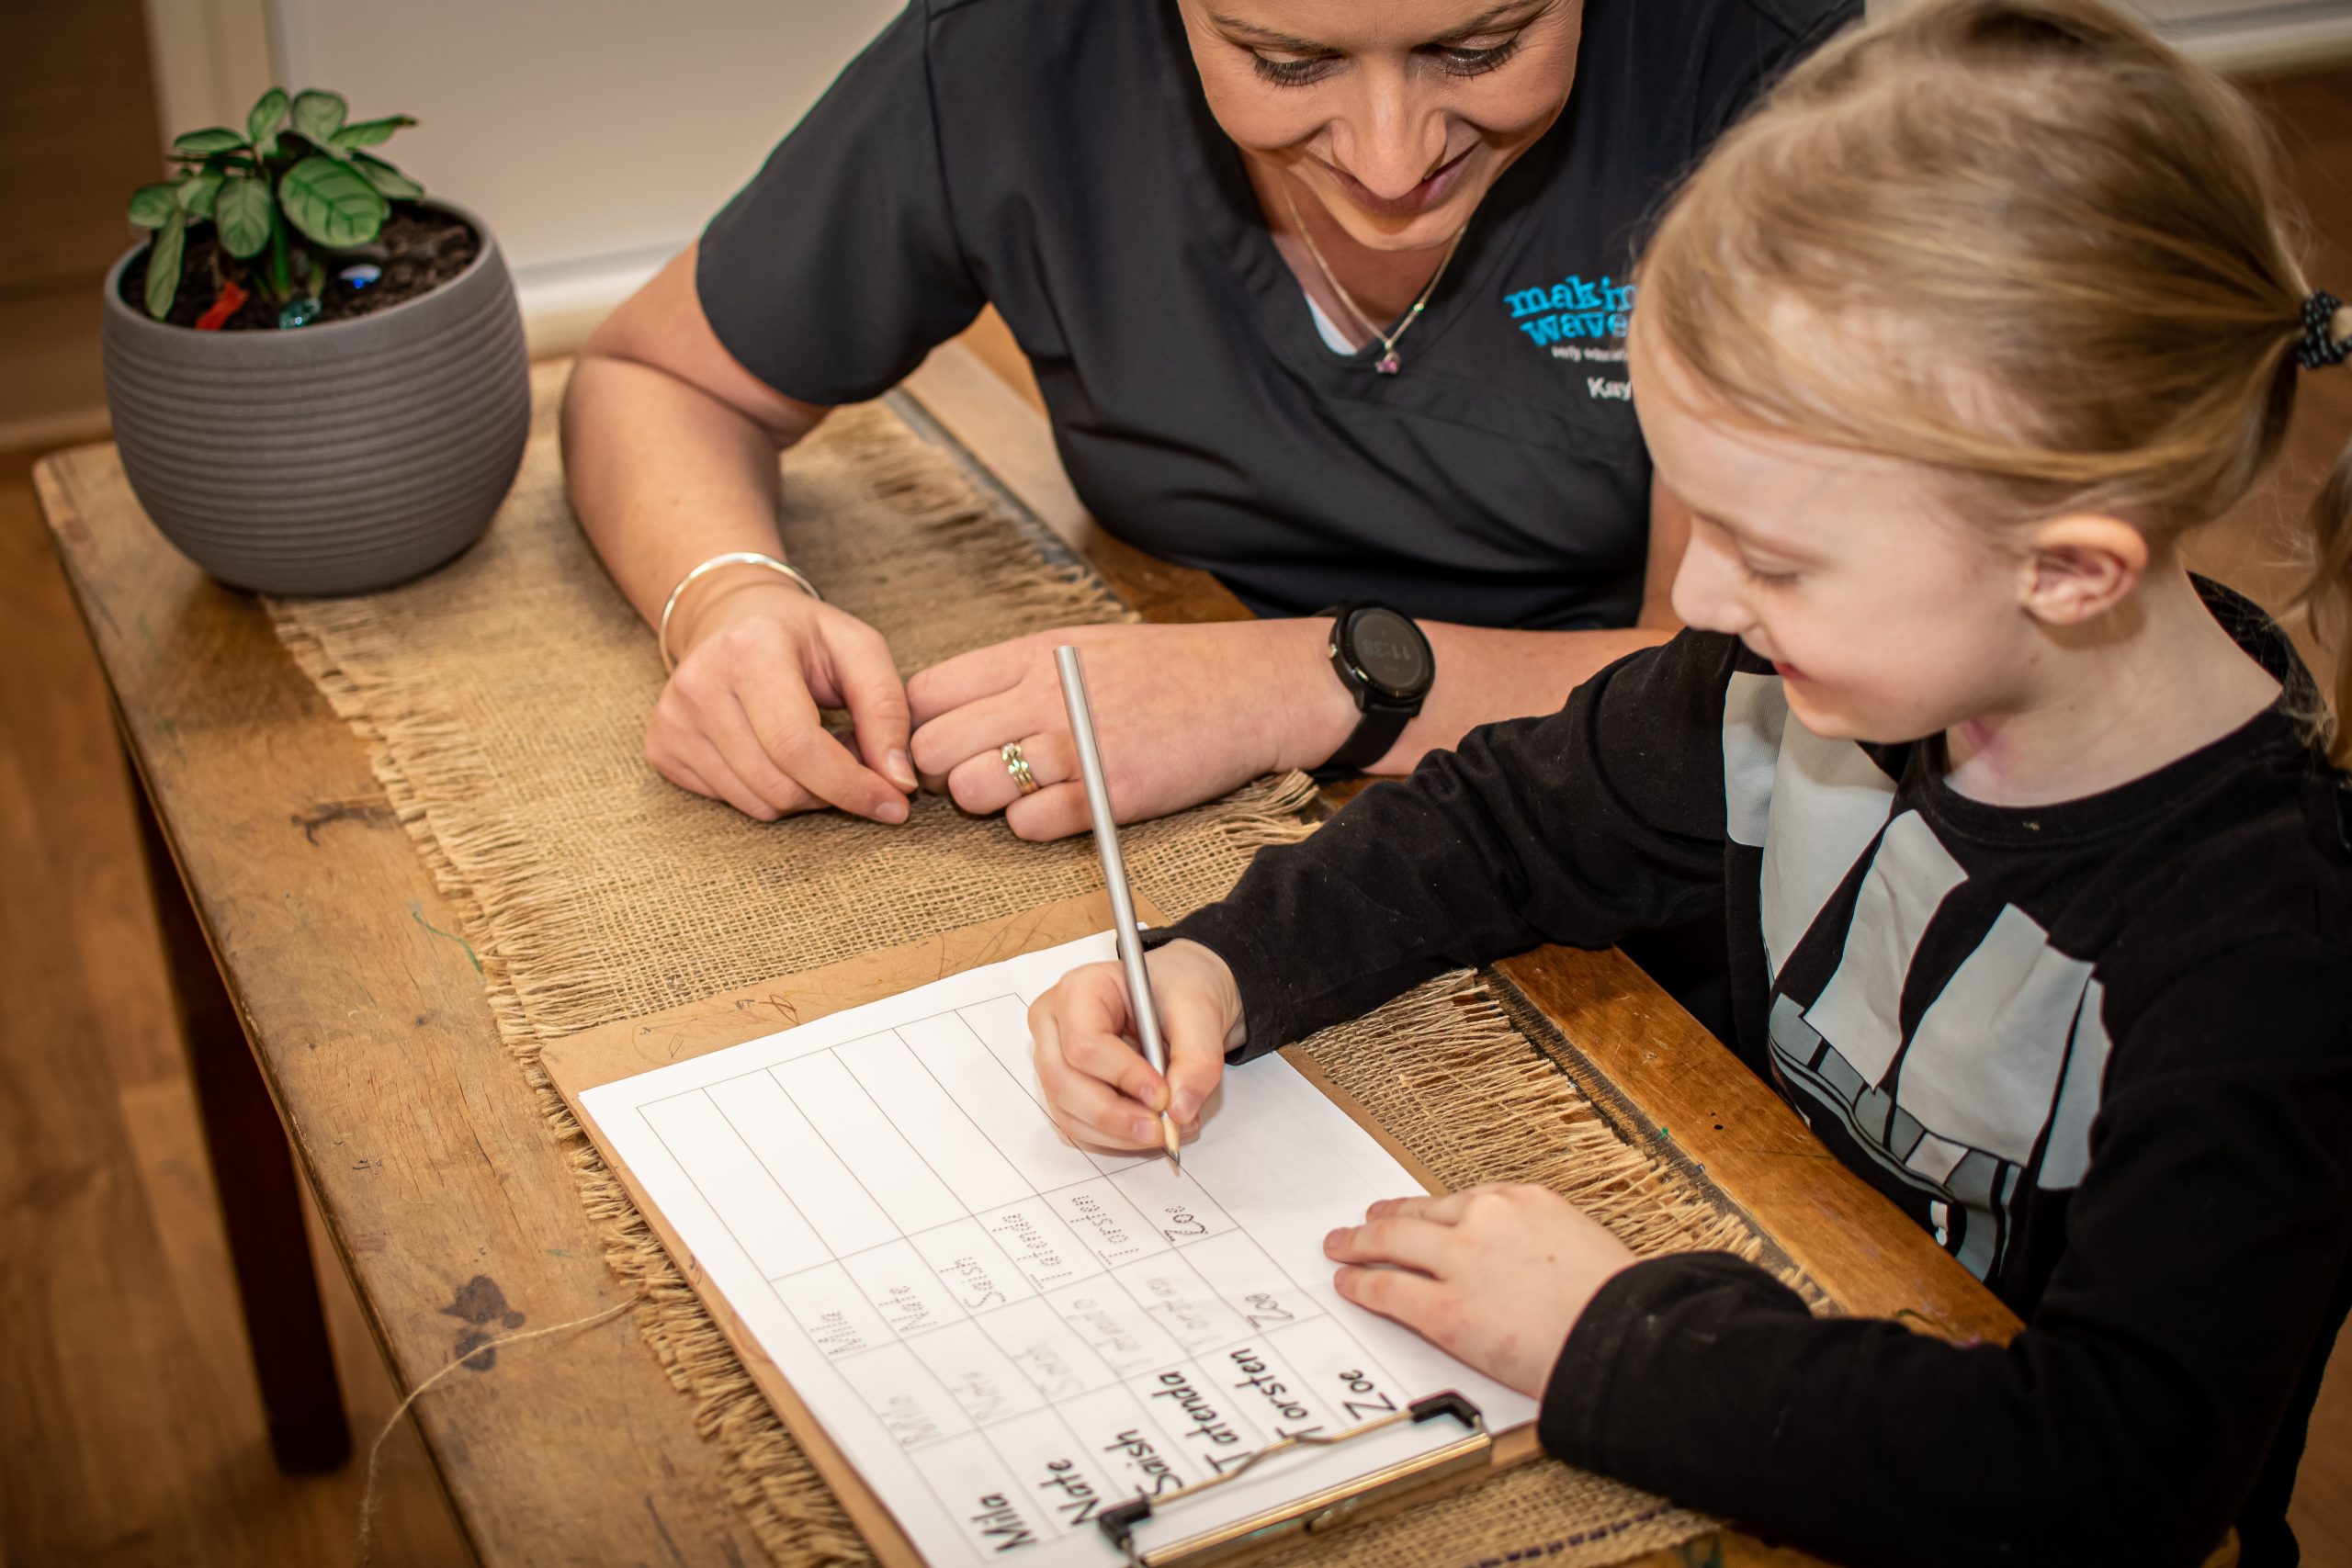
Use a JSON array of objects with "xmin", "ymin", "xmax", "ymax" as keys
[{"xmin": 2300, "ymin": 290, "xmax": 2350, "ymax": 370}]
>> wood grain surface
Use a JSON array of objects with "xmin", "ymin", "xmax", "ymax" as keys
[{"xmin": 36, "ymin": 449, "xmax": 769, "ymax": 1566}]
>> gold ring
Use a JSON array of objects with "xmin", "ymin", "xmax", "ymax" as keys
[{"xmin": 1001, "ymin": 741, "xmax": 1040, "ymax": 795}]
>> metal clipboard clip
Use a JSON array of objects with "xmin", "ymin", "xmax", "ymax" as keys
[{"xmin": 1095, "ymin": 1393, "xmax": 1490, "ymax": 1567}]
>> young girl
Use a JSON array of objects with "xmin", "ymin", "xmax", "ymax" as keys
[{"xmin": 1027, "ymin": 3, "xmax": 2352, "ymax": 1562}]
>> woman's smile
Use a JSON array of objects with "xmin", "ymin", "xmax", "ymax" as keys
[{"xmin": 1324, "ymin": 144, "xmax": 1476, "ymax": 217}]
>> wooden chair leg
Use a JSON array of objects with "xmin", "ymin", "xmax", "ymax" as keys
[{"xmin": 131, "ymin": 766, "xmax": 352, "ymax": 1473}]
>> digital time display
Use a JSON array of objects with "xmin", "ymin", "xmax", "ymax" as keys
[{"xmin": 1347, "ymin": 607, "xmax": 1430, "ymax": 700}]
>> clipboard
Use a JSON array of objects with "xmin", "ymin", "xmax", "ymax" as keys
[{"xmin": 543, "ymin": 891, "xmax": 1544, "ymax": 1567}]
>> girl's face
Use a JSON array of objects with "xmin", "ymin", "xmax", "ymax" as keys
[
  {"xmin": 1630, "ymin": 328, "xmax": 2039, "ymax": 747},
  {"xmin": 1179, "ymin": 0, "xmax": 1583, "ymax": 253}
]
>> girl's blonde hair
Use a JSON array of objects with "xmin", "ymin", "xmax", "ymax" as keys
[{"xmin": 1634, "ymin": 0, "xmax": 2352, "ymax": 763}]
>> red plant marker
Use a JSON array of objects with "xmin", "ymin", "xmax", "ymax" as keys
[{"xmin": 194, "ymin": 279, "xmax": 250, "ymax": 331}]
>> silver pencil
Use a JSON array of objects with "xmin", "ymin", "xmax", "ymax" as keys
[{"xmin": 1054, "ymin": 645, "xmax": 1182, "ymax": 1170}]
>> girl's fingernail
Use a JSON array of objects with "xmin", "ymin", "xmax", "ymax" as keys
[
  {"xmin": 1133, "ymin": 1116, "xmax": 1159, "ymax": 1142},
  {"xmin": 1324, "ymin": 1228, "xmax": 1346, "ymax": 1252},
  {"xmin": 1170, "ymin": 1090, "xmax": 1198, "ymax": 1122},
  {"xmin": 876, "ymin": 796, "xmax": 909, "ymax": 824},
  {"xmin": 888, "ymin": 749, "xmax": 916, "ymax": 788}
]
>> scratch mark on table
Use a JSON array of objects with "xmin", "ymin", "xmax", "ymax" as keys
[
  {"xmin": 293, "ymin": 797, "xmax": 395, "ymax": 844},
  {"xmin": 642, "ymin": 1495, "xmax": 689, "ymax": 1567}
]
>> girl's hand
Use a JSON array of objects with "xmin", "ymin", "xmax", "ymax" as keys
[
  {"xmin": 648, "ymin": 581, "xmax": 920, "ymax": 823},
  {"xmin": 1030, "ymin": 941, "xmax": 1243, "ymax": 1150},
  {"xmin": 1324, "ymin": 1185, "xmax": 1639, "ymax": 1399},
  {"xmin": 907, "ymin": 620, "xmax": 1352, "ymax": 840}
]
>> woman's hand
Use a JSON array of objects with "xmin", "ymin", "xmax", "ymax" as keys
[
  {"xmin": 647, "ymin": 579, "xmax": 920, "ymax": 823},
  {"xmin": 1323, "ymin": 1185, "xmax": 1638, "ymax": 1399},
  {"xmin": 1030, "ymin": 940, "xmax": 1243, "ymax": 1150},
  {"xmin": 907, "ymin": 620, "xmax": 1351, "ymax": 840}
]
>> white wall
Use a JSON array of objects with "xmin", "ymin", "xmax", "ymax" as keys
[{"xmin": 261, "ymin": 0, "xmax": 899, "ymax": 344}]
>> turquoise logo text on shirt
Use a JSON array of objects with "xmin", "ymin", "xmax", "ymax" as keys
[{"xmin": 1502, "ymin": 273, "xmax": 1635, "ymax": 352}]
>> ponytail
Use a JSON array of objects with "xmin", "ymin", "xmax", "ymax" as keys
[{"xmin": 2290, "ymin": 292, "xmax": 2352, "ymax": 768}]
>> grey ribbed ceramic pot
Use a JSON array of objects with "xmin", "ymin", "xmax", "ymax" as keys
[{"xmin": 100, "ymin": 198, "xmax": 529, "ymax": 596}]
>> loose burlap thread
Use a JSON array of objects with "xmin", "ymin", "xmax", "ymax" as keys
[{"xmin": 270, "ymin": 361, "xmax": 1771, "ymax": 1567}]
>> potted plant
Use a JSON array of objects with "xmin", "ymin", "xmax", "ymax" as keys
[{"xmin": 102, "ymin": 88, "xmax": 529, "ymax": 595}]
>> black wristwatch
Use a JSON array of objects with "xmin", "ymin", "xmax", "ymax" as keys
[{"xmin": 1317, "ymin": 602, "xmax": 1434, "ymax": 777}]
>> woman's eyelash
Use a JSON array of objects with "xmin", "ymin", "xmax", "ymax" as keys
[
  {"xmin": 1740, "ymin": 560, "xmax": 1799, "ymax": 588},
  {"xmin": 1430, "ymin": 38, "xmax": 1521, "ymax": 76},
  {"xmin": 1251, "ymin": 52, "xmax": 1338, "ymax": 87},
  {"xmin": 1248, "ymin": 35, "xmax": 1523, "ymax": 88}
]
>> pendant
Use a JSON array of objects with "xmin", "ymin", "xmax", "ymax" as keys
[{"xmin": 1374, "ymin": 350, "xmax": 1401, "ymax": 375}]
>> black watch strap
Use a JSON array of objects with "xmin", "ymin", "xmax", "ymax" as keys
[{"xmin": 1322, "ymin": 702, "xmax": 1414, "ymax": 774}]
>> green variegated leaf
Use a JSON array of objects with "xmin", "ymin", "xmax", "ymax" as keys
[
  {"xmin": 171, "ymin": 127, "xmax": 245, "ymax": 156},
  {"xmin": 350, "ymin": 152, "xmax": 423, "ymax": 200},
  {"xmin": 246, "ymin": 87, "xmax": 288, "ymax": 145},
  {"xmin": 144, "ymin": 211, "xmax": 187, "ymax": 320},
  {"xmin": 278, "ymin": 153, "xmax": 386, "ymax": 246},
  {"xmin": 127, "ymin": 182, "xmax": 179, "ymax": 229},
  {"xmin": 289, "ymin": 89, "xmax": 346, "ymax": 146},
  {"xmin": 331, "ymin": 115, "xmax": 414, "ymax": 151},
  {"xmin": 215, "ymin": 176, "xmax": 272, "ymax": 257},
  {"xmin": 177, "ymin": 169, "xmax": 223, "ymax": 219}
]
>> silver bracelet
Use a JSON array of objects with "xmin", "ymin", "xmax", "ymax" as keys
[{"xmin": 657, "ymin": 551, "xmax": 822, "ymax": 673}]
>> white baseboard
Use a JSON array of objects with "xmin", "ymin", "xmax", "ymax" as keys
[{"xmin": 513, "ymin": 243, "xmax": 679, "ymax": 359}]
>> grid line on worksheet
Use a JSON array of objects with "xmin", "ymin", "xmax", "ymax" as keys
[
  {"xmin": 636, "ymin": 992, "xmax": 1417, "ymax": 1540},
  {"xmin": 639, "ymin": 1092, "xmax": 986, "ymax": 1449}
]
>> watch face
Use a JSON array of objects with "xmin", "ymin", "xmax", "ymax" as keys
[{"xmin": 1348, "ymin": 606, "xmax": 1431, "ymax": 700}]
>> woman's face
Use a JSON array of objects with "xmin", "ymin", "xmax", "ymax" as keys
[{"xmin": 1179, "ymin": 0, "xmax": 1584, "ymax": 253}]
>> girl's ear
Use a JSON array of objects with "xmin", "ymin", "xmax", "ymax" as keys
[{"xmin": 2017, "ymin": 513, "xmax": 2149, "ymax": 627}]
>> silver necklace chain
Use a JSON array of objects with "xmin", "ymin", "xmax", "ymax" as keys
[{"xmin": 1280, "ymin": 177, "xmax": 1467, "ymax": 376}]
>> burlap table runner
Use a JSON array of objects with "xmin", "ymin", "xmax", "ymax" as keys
[{"xmin": 270, "ymin": 360, "xmax": 1786, "ymax": 1566}]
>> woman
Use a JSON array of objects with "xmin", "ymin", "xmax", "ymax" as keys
[{"xmin": 562, "ymin": 0, "xmax": 1854, "ymax": 840}]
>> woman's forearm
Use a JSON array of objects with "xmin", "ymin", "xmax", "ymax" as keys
[
  {"xmin": 1272, "ymin": 621, "xmax": 1675, "ymax": 777},
  {"xmin": 1387, "ymin": 623, "xmax": 1674, "ymax": 772},
  {"xmin": 560, "ymin": 351, "xmax": 817, "ymax": 637}
]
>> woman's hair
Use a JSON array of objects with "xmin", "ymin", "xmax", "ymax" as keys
[{"xmin": 1633, "ymin": 0, "xmax": 2352, "ymax": 763}]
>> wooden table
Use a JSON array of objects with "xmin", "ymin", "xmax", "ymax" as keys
[{"xmin": 31, "ymin": 342, "xmax": 2016, "ymax": 1567}]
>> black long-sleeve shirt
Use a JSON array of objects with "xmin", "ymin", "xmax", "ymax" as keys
[{"xmin": 1160, "ymin": 582, "xmax": 2352, "ymax": 1566}]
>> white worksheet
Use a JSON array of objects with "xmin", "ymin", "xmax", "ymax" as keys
[{"xmin": 581, "ymin": 932, "xmax": 1534, "ymax": 1565}]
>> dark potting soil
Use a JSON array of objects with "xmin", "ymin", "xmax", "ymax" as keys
[{"xmin": 119, "ymin": 205, "xmax": 480, "ymax": 332}]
